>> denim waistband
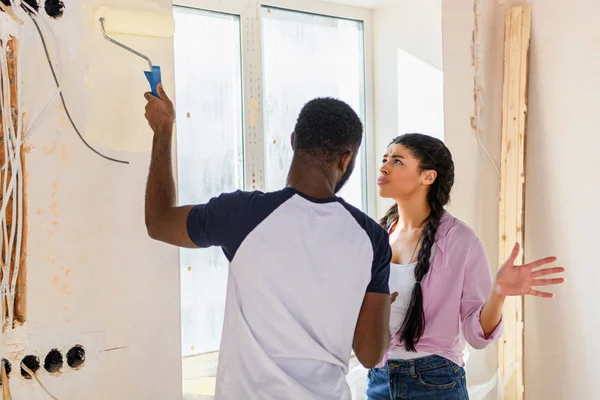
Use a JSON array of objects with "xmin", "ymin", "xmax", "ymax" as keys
[{"xmin": 385, "ymin": 355, "xmax": 455, "ymax": 374}]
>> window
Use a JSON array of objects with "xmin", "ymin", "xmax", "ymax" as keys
[
  {"xmin": 262, "ymin": 7, "xmax": 367, "ymax": 209},
  {"xmin": 174, "ymin": 7, "xmax": 244, "ymax": 360},
  {"xmin": 173, "ymin": 2, "xmax": 371, "ymax": 398}
]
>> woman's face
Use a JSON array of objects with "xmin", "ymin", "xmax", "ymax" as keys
[{"xmin": 377, "ymin": 144, "xmax": 435, "ymax": 200}]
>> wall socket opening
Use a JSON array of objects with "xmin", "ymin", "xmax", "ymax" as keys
[
  {"xmin": 66, "ymin": 345, "xmax": 86, "ymax": 370},
  {"xmin": 20, "ymin": 355, "xmax": 40, "ymax": 379},
  {"xmin": 44, "ymin": 349, "xmax": 63, "ymax": 374}
]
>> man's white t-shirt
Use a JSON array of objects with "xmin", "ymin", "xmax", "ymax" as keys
[{"xmin": 187, "ymin": 187, "xmax": 391, "ymax": 399}]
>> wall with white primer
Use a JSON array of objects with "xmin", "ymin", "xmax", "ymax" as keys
[
  {"xmin": 2, "ymin": 0, "xmax": 181, "ymax": 398},
  {"xmin": 441, "ymin": 0, "xmax": 503, "ymax": 398},
  {"xmin": 443, "ymin": 0, "xmax": 600, "ymax": 399},
  {"xmin": 498, "ymin": 1, "xmax": 598, "ymax": 399}
]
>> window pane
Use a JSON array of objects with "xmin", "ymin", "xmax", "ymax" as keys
[
  {"xmin": 174, "ymin": 7, "xmax": 243, "ymax": 358},
  {"xmin": 261, "ymin": 7, "xmax": 366, "ymax": 209}
]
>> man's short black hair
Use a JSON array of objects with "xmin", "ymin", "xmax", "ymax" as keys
[{"xmin": 293, "ymin": 98, "xmax": 363, "ymax": 162}]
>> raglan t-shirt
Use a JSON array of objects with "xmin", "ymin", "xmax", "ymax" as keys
[{"xmin": 186, "ymin": 187, "xmax": 391, "ymax": 399}]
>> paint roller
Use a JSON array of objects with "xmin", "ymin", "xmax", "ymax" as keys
[{"xmin": 94, "ymin": 7, "xmax": 175, "ymax": 97}]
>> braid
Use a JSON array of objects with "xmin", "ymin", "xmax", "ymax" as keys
[
  {"xmin": 379, "ymin": 204, "xmax": 399, "ymax": 231},
  {"xmin": 398, "ymin": 196, "xmax": 444, "ymax": 351},
  {"xmin": 382, "ymin": 133, "xmax": 454, "ymax": 352}
]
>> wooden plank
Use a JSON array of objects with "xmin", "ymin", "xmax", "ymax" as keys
[
  {"xmin": 516, "ymin": 7, "xmax": 531, "ymax": 399},
  {"xmin": 497, "ymin": 6, "xmax": 531, "ymax": 400},
  {"xmin": 497, "ymin": 6, "xmax": 511, "ymax": 384}
]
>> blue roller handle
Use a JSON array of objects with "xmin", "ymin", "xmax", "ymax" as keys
[{"xmin": 144, "ymin": 66, "xmax": 162, "ymax": 97}]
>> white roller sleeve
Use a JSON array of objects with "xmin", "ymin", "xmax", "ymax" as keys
[{"xmin": 94, "ymin": 7, "xmax": 175, "ymax": 38}]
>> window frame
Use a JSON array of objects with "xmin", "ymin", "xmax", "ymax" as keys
[{"xmin": 173, "ymin": 0, "xmax": 377, "ymax": 216}]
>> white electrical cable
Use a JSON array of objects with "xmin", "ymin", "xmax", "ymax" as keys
[
  {"xmin": 0, "ymin": 1, "xmax": 22, "ymax": 25},
  {"xmin": 0, "ymin": 1, "xmax": 63, "ymax": 159},
  {"xmin": 472, "ymin": 0, "xmax": 501, "ymax": 177},
  {"xmin": 1, "ymin": 360, "xmax": 13, "ymax": 400},
  {"xmin": 12, "ymin": 129, "xmax": 23, "ymax": 310},
  {"xmin": 6, "ymin": 1, "xmax": 24, "ymax": 324},
  {"xmin": 20, "ymin": 1, "xmax": 63, "ymax": 143},
  {"xmin": 0, "ymin": 45, "xmax": 15, "ymax": 326},
  {"xmin": 1, "ymin": 130, "xmax": 9, "ymax": 270},
  {"xmin": 21, "ymin": 363, "xmax": 59, "ymax": 400},
  {"xmin": 0, "ymin": 43, "xmax": 19, "ymax": 326},
  {"xmin": 0, "ymin": 44, "xmax": 9, "ymax": 331},
  {"xmin": 0, "ymin": 47, "xmax": 14, "ymax": 251},
  {"xmin": 23, "ymin": 3, "xmax": 128, "ymax": 164},
  {"xmin": 0, "ymin": 3, "xmax": 24, "ymax": 327}
]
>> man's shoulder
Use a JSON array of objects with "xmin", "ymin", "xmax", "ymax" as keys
[
  {"xmin": 211, "ymin": 188, "xmax": 293, "ymax": 206},
  {"xmin": 336, "ymin": 198, "xmax": 388, "ymax": 242}
]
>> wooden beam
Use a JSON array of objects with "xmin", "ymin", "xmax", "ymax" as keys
[{"xmin": 498, "ymin": 5, "xmax": 531, "ymax": 400}]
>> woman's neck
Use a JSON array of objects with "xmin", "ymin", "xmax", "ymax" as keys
[{"xmin": 394, "ymin": 197, "xmax": 431, "ymax": 231}]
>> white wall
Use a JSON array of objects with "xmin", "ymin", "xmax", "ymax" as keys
[
  {"xmin": 440, "ymin": 0, "xmax": 503, "ymax": 398},
  {"xmin": 2, "ymin": 1, "xmax": 181, "ymax": 398},
  {"xmin": 443, "ymin": 0, "xmax": 600, "ymax": 399},
  {"xmin": 505, "ymin": 1, "xmax": 599, "ymax": 398},
  {"xmin": 373, "ymin": 0, "xmax": 444, "ymax": 218}
]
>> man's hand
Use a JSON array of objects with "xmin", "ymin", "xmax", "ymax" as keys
[
  {"xmin": 391, "ymin": 292, "xmax": 398, "ymax": 304},
  {"xmin": 144, "ymin": 83, "xmax": 175, "ymax": 134}
]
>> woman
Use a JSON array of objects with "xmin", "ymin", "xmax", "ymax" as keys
[{"xmin": 366, "ymin": 134, "xmax": 565, "ymax": 399}]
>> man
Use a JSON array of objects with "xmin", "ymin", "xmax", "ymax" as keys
[{"xmin": 144, "ymin": 84, "xmax": 392, "ymax": 399}]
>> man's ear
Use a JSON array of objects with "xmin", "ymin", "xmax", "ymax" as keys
[
  {"xmin": 339, "ymin": 151, "xmax": 353, "ymax": 172},
  {"xmin": 290, "ymin": 132, "xmax": 295, "ymax": 150}
]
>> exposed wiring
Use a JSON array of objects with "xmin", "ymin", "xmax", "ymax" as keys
[
  {"xmin": 0, "ymin": 0, "xmax": 26, "ymax": 328},
  {"xmin": 8, "ymin": 0, "xmax": 23, "ymax": 324},
  {"xmin": 0, "ymin": 0, "xmax": 129, "ymax": 329},
  {"xmin": 472, "ymin": 0, "xmax": 501, "ymax": 177},
  {"xmin": 0, "ymin": 40, "xmax": 22, "ymax": 328},
  {"xmin": 0, "ymin": 1, "xmax": 23, "ymax": 25},
  {"xmin": 20, "ymin": 363, "xmax": 59, "ymax": 400},
  {"xmin": 19, "ymin": 1, "xmax": 61, "ymax": 142},
  {"xmin": 1, "ymin": 360, "xmax": 13, "ymax": 400},
  {"xmin": 24, "ymin": 8, "xmax": 129, "ymax": 164}
]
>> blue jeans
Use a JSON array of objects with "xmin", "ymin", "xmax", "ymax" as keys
[{"xmin": 366, "ymin": 355, "xmax": 468, "ymax": 400}]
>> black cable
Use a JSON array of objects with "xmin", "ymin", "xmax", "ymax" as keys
[{"xmin": 24, "ymin": 7, "xmax": 129, "ymax": 164}]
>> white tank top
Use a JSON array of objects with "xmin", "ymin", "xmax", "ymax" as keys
[{"xmin": 386, "ymin": 248, "xmax": 435, "ymax": 360}]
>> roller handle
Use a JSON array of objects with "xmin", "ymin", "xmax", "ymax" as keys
[{"xmin": 144, "ymin": 66, "xmax": 162, "ymax": 97}]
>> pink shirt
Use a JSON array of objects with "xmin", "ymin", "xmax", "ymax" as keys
[{"xmin": 377, "ymin": 212, "xmax": 503, "ymax": 367}]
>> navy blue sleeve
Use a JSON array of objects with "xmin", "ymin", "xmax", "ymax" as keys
[
  {"xmin": 367, "ymin": 231, "xmax": 392, "ymax": 294},
  {"xmin": 186, "ymin": 191, "xmax": 250, "ymax": 248},
  {"xmin": 337, "ymin": 200, "xmax": 391, "ymax": 294},
  {"xmin": 186, "ymin": 189, "xmax": 294, "ymax": 261}
]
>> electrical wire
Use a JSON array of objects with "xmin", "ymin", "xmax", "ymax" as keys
[
  {"xmin": 20, "ymin": 1, "xmax": 61, "ymax": 142},
  {"xmin": 0, "ymin": 1, "xmax": 23, "ymax": 24},
  {"xmin": 472, "ymin": 0, "xmax": 501, "ymax": 177},
  {"xmin": 0, "ymin": 43, "xmax": 19, "ymax": 327},
  {"xmin": 0, "ymin": 0, "xmax": 129, "ymax": 329},
  {"xmin": 0, "ymin": 39, "xmax": 10, "ymax": 330},
  {"xmin": 21, "ymin": 363, "xmax": 59, "ymax": 400},
  {"xmin": 0, "ymin": 0, "xmax": 25, "ymax": 328},
  {"xmin": 5, "ymin": 1, "xmax": 23, "ymax": 322},
  {"xmin": 24, "ymin": 9, "xmax": 129, "ymax": 164},
  {"xmin": 1, "ymin": 360, "xmax": 13, "ymax": 400}
]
